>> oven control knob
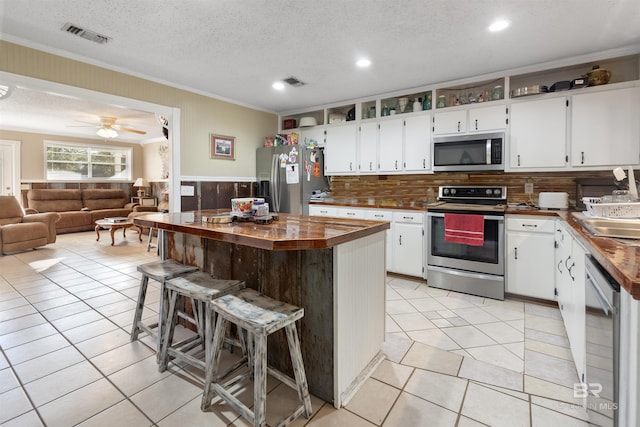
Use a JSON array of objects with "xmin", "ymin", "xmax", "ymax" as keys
[
  {"xmin": 493, "ymin": 189, "xmax": 501, "ymax": 196},
  {"xmin": 443, "ymin": 188, "xmax": 450, "ymax": 195},
  {"xmin": 485, "ymin": 189, "xmax": 492, "ymax": 195},
  {"xmin": 450, "ymin": 189, "xmax": 457, "ymax": 195}
]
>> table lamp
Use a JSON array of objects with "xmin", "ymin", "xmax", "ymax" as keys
[{"xmin": 134, "ymin": 178, "xmax": 149, "ymax": 197}]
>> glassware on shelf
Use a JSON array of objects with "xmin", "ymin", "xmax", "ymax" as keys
[
  {"xmin": 369, "ymin": 105, "xmax": 376, "ymax": 118},
  {"xmin": 382, "ymin": 105, "xmax": 389, "ymax": 116},
  {"xmin": 423, "ymin": 93, "xmax": 432, "ymax": 110},
  {"xmin": 492, "ymin": 85, "xmax": 504, "ymax": 100},
  {"xmin": 437, "ymin": 95, "xmax": 446, "ymax": 108}
]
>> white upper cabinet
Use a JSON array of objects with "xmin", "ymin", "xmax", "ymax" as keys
[
  {"xmin": 358, "ymin": 122, "xmax": 378, "ymax": 173},
  {"xmin": 378, "ymin": 118, "xmax": 404, "ymax": 172},
  {"xmin": 509, "ymin": 97, "xmax": 568, "ymax": 169},
  {"xmin": 571, "ymin": 87, "xmax": 640, "ymax": 167},
  {"xmin": 433, "ymin": 109, "xmax": 467, "ymax": 135},
  {"xmin": 324, "ymin": 123, "xmax": 358, "ymax": 175},
  {"xmin": 433, "ymin": 105, "xmax": 506, "ymax": 135},
  {"xmin": 403, "ymin": 114, "xmax": 431, "ymax": 172},
  {"xmin": 468, "ymin": 105, "xmax": 507, "ymax": 132}
]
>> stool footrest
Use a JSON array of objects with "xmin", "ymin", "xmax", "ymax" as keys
[{"xmin": 166, "ymin": 346, "xmax": 206, "ymax": 371}]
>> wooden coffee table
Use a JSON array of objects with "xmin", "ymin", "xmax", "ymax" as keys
[{"xmin": 95, "ymin": 218, "xmax": 142, "ymax": 246}]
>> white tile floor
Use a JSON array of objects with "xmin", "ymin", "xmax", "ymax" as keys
[{"xmin": 0, "ymin": 231, "xmax": 594, "ymax": 426}]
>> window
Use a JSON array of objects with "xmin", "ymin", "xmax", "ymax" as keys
[{"xmin": 45, "ymin": 141, "xmax": 132, "ymax": 181}]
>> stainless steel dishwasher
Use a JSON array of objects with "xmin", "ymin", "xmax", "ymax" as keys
[{"xmin": 585, "ymin": 254, "xmax": 620, "ymax": 427}]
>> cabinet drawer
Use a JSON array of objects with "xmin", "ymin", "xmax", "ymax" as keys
[
  {"xmin": 393, "ymin": 211, "xmax": 424, "ymax": 224},
  {"xmin": 366, "ymin": 210, "xmax": 393, "ymax": 222},
  {"xmin": 336, "ymin": 208, "xmax": 365, "ymax": 219},
  {"xmin": 309, "ymin": 206, "xmax": 337, "ymax": 217},
  {"xmin": 507, "ymin": 216, "xmax": 555, "ymax": 233}
]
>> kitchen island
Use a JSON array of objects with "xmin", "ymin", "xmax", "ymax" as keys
[{"xmin": 133, "ymin": 210, "xmax": 389, "ymax": 407}]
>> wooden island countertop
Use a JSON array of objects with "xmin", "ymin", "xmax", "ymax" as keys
[{"xmin": 133, "ymin": 210, "xmax": 389, "ymax": 251}]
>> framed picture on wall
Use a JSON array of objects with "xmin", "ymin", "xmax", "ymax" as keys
[{"xmin": 210, "ymin": 134, "xmax": 235, "ymax": 160}]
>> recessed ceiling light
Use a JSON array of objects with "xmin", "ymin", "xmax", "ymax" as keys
[
  {"xmin": 489, "ymin": 19, "xmax": 510, "ymax": 32},
  {"xmin": 272, "ymin": 82, "xmax": 285, "ymax": 90},
  {"xmin": 356, "ymin": 59, "xmax": 371, "ymax": 68}
]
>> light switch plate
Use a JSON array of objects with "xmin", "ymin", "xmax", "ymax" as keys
[{"xmin": 180, "ymin": 185, "xmax": 195, "ymax": 196}]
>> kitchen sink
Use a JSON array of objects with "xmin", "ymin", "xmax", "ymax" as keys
[{"xmin": 572, "ymin": 212, "xmax": 640, "ymax": 239}]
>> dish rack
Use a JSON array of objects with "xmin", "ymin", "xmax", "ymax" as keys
[{"xmin": 582, "ymin": 197, "xmax": 640, "ymax": 218}]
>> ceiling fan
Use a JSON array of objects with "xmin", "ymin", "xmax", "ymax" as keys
[{"xmin": 70, "ymin": 116, "xmax": 147, "ymax": 138}]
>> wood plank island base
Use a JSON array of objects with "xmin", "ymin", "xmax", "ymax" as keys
[{"xmin": 133, "ymin": 210, "xmax": 389, "ymax": 407}]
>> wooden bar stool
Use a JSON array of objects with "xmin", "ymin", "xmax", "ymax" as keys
[
  {"xmin": 201, "ymin": 288, "xmax": 312, "ymax": 427},
  {"xmin": 158, "ymin": 271, "xmax": 245, "ymax": 372},
  {"xmin": 130, "ymin": 260, "xmax": 198, "ymax": 355}
]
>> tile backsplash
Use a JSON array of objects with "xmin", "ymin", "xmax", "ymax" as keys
[{"xmin": 329, "ymin": 171, "xmax": 616, "ymax": 207}]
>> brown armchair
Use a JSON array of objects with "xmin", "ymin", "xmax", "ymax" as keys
[{"xmin": 0, "ymin": 195, "xmax": 60, "ymax": 254}]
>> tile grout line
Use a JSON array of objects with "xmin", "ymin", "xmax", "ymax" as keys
[
  {"xmin": 1, "ymin": 261, "xmax": 160, "ymax": 426},
  {"xmin": 0, "ymin": 344, "xmax": 46, "ymax": 426}
]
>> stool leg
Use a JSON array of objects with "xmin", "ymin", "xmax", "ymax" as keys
[
  {"xmin": 285, "ymin": 324, "xmax": 313, "ymax": 418},
  {"xmin": 156, "ymin": 280, "xmax": 168, "ymax": 363},
  {"xmin": 130, "ymin": 275, "xmax": 149, "ymax": 341},
  {"xmin": 201, "ymin": 310, "xmax": 227, "ymax": 411},
  {"xmin": 146, "ymin": 227, "xmax": 154, "ymax": 252},
  {"xmin": 158, "ymin": 289, "xmax": 179, "ymax": 372},
  {"xmin": 253, "ymin": 333, "xmax": 267, "ymax": 427}
]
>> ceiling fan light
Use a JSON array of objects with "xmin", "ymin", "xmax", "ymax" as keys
[{"xmin": 97, "ymin": 128, "xmax": 118, "ymax": 138}]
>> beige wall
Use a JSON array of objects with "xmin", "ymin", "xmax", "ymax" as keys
[
  {"xmin": 0, "ymin": 129, "xmax": 142, "ymax": 181},
  {"xmin": 142, "ymin": 141, "xmax": 167, "ymax": 182},
  {"xmin": 0, "ymin": 41, "xmax": 278, "ymax": 179}
]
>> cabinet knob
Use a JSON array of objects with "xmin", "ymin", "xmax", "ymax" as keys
[
  {"xmin": 457, "ymin": 121, "xmax": 461, "ymax": 132},
  {"xmin": 514, "ymin": 247, "xmax": 518, "ymax": 260},
  {"xmin": 475, "ymin": 119, "xmax": 478, "ymax": 130},
  {"xmin": 517, "ymin": 154, "xmax": 521, "ymax": 167}
]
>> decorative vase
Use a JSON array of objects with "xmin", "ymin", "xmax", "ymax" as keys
[{"xmin": 397, "ymin": 97, "xmax": 409, "ymax": 113}]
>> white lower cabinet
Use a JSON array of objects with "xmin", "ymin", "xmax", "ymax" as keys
[
  {"xmin": 365, "ymin": 209, "xmax": 393, "ymax": 272},
  {"xmin": 554, "ymin": 220, "xmax": 586, "ymax": 384},
  {"xmin": 391, "ymin": 211, "xmax": 425, "ymax": 278},
  {"xmin": 309, "ymin": 206, "xmax": 425, "ymax": 278},
  {"xmin": 506, "ymin": 216, "xmax": 556, "ymax": 300}
]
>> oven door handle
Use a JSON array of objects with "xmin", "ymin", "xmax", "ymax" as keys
[{"xmin": 427, "ymin": 212, "xmax": 504, "ymax": 221}]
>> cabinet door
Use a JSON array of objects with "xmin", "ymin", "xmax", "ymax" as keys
[
  {"xmin": 554, "ymin": 223, "xmax": 572, "ymax": 318},
  {"xmin": 510, "ymin": 97, "xmax": 567, "ymax": 169},
  {"xmin": 403, "ymin": 114, "xmax": 431, "ymax": 171},
  {"xmin": 366, "ymin": 210, "xmax": 393, "ymax": 271},
  {"xmin": 301, "ymin": 127, "xmax": 326, "ymax": 148},
  {"xmin": 433, "ymin": 110, "xmax": 467, "ymax": 135},
  {"xmin": 569, "ymin": 239, "xmax": 587, "ymax": 383},
  {"xmin": 324, "ymin": 124, "xmax": 357, "ymax": 175},
  {"xmin": 468, "ymin": 105, "xmax": 507, "ymax": 132},
  {"xmin": 393, "ymin": 222, "xmax": 423, "ymax": 277},
  {"xmin": 571, "ymin": 87, "xmax": 640, "ymax": 167},
  {"xmin": 358, "ymin": 122, "xmax": 378, "ymax": 173},
  {"xmin": 378, "ymin": 118, "xmax": 403, "ymax": 172},
  {"xmin": 506, "ymin": 232, "xmax": 555, "ymax": 300}
]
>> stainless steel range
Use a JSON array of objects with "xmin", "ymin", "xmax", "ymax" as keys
[{"xmin": 427, "ymin": 185, "xmax": 507, "ymax": 300}]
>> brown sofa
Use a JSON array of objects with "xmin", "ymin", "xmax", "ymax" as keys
[
  {"xmin": 0, "ymin": 196, "xmax": 60, "ymax": 254},
  {"xmin": 27, "ymin": 189, "xmax": 137, "ymax": 233}
]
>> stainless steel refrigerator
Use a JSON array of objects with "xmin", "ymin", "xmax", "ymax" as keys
[{"xmin": 256, "ymin": 145, "xmax": 329, "ymax": 215}]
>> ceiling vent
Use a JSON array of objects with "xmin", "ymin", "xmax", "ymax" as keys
[
  {"xmin": 61, "ymin": 22, "xmax": 111, "ymax": 44},
  {"xmin": 282, "ymin": 76, "xmax": 306, "ymax": 87}
]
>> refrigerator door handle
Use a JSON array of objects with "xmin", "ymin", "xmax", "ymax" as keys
[{"xmin": 270, "ymin": 153, "xmax": 280, "ymax": 212}]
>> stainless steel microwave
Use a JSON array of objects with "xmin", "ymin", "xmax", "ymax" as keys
[{"xmin": 432, "ymin": 132, "xmax": 504, "ymax": 172}]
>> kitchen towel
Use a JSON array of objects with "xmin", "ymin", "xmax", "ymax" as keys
[{"xmin": 444, "ymin": 213, "xmax": 485, "ymax": 246}]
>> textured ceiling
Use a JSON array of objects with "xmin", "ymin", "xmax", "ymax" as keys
[{"xmin": 1, "ymin": 0, "xmax": 640, "ymax": 139}]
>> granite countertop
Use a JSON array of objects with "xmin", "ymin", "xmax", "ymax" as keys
[{"xmin": 132, "ymin": 210, "xmax": 390, "ymax": 251}]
